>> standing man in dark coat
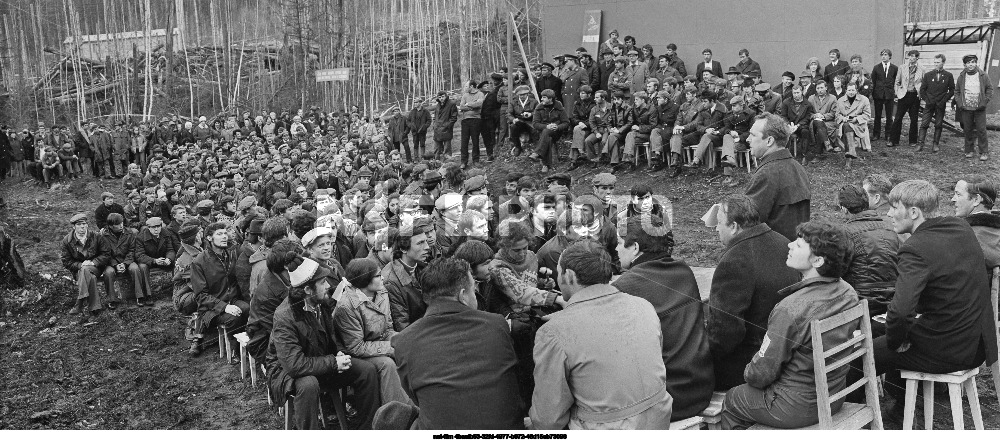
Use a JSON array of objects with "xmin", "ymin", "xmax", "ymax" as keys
[
  {"xmin": 918, "ymin": 54, "xmax": 955, "ymax": 151},
  {"xmin": 432, "ymin": 91, "xmax": 458, "ymax": 158},
  {"xmin": 534, "ymin": 62, "xmax": 564, "ymax": 103},
  {"xmin": 387, "ymin": 257, "xmax": 525, "ymax": 430},
  {"xmin": 385, "ymin": 107, "xmax": 411, "ymax": 161},
  {"xmin": 745, "ymin": 113, "xmax": 811, "ymax": 241},
  {"xmin": 704, "ymin": 195, "xmax": 800, "ymax": 390},
  {"xmin": 851, "ymin": 180, "xmax": 999, "ymax": 401},
  {"xmin": 736, "ymin": 49, "xmax": 762, "ymax": 79},
  {"xmin": 871, "ymin": 49, "xmax": 898, "ymax": 141},
  {"xmin": 408, "ymin": 101, "xmax": 432, "ymax": 160},
  {"xmin": 612, "ymin": 215, "xmax": 714, "ymax": 421},
  {"xmin": 559, "ymin": 55, "xmax": 587, "ymax": 118},
  {"xmin": 823, "ymin": 49, "xmax": 851, "ymax": 86},
  {"xmin": 695, "ymin": 48, "xmax": 724, "ymax": 84}
]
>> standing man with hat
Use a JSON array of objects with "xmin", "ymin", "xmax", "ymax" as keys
[
  {"xmin": 535, "ymin": 63, "xmax": 564, "ymax": 104},
  {"xmin": 61, "ymin": 213, "xmax": 110, "ymax": 320},
  {"xmin": 577, "ymin": 49, "xmax": 600, "ymax": 92},
  {"xmin": 432, "ymin": 91, "xmax": 459, "ymax": 159},
  {"xmin": 560, "ymin": 54, "xmax": 587, "ymax": 118},
  {"xmin": 625, "ymin": 49, "xmax": 649, "ymax": 100},
  {"xmin": 955, "ymin": 53, "xmax": 993, "ymax": 160}
]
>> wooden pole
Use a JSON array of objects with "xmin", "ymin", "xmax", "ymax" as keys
[
  {"xmin": 510, "ymin": 12, "xmax": 538, "ymax": 101},
  {"xmin": 506, "ymin": 8, "xmax": 513, "ymax": 105}
]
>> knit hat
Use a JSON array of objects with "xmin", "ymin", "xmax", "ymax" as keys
[
  {"xmin": 288, "ymin": 257, "xmax": 332, "ymax": 288},
  {"xmin": 179, "ymin": 220, "xmax": 201, "ymax": 243},
  {"xmin": 248, "ymin": 218, "xmax": 265, "ymax": 235}
]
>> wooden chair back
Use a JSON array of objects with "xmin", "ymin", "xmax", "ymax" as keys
[
  {"xmin": 810, "ymin": 299, "xmax": 883, "ymax": 430},
  {"xmin": 990, "ymin": 267, "xmax": 999, "ymax": 399}
]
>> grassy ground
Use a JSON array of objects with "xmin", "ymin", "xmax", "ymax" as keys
[{"xmin": 0, "ymin": 127, "xmax": 998, "ymax": 429}]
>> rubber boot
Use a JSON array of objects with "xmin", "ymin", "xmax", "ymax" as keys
[{"xmin": 932, "ymin": 128, "xmax": 942, "ymax": 153}]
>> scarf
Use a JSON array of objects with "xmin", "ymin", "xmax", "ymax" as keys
[{"xmin": 572, "ymin": 217, "xmax": 602, "ymax": 239}]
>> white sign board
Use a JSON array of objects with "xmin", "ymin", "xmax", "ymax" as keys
[{"xmin": 316, "ymin": 68, "xmax": 351, "ymax": 82}]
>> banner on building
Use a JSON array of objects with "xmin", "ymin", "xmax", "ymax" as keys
[{"xmin": 581, "ymin": 10, "xmax": 602, "ymax": 55}]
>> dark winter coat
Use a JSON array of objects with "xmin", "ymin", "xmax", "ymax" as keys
[
  {"xmin": 612, "ymin": 254, "xmax": 714, "ymax": 420},
  {"xmin": 135, "ymin": 228, "xmax": 176, "ymax": 265},
  {"xmin": 61, "ymin": 230, "xmax": 109, "ymax": 274},
  {"xmin": 706, "ymin": 223, "xmax": 800, "ymax": 390},
  {"xmin": 190, "ymin": 246, "xmax": 244, "ymax": 332},
  {"xmin": 247, "ymin": 269, "xmax": 290, "ymax": 361},
  {"xmin": 745, "ymin": 148, "xmax": 811, "ymax": 241},
  {"xmin": 383, "ymin": 259, "xmax": 427, "ymax": 332},
  {"xmin": 432, "ymin": 98, "xmax": 459, "ymax": 142},
  {"xmin": 842, "ymin": 210, "xmax": 899, "ymax": 315}
]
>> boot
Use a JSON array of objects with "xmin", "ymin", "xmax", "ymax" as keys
[
  {"xmin": 189, "ymin": 339, "xmax": 203, "ymax": 357},
  {"xmin": 651, "ymin": 158, "xmax": 667, "ymax": 172},
  {"xmin": 668, "ymin": 165, "xmax": 682, "ymax": 178},
  {"xmin": 916, "ymin": 127, "xmax": 927, "ymax": 150},
  {"xmin": 69, "ymin": 299, "xmax": 85, "ymax": 315},
  {"xmin": 932, "ymin": 128, "xmax": 942, "ymax": 153}
]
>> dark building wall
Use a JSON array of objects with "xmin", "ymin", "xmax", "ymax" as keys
[{"xmin": 541, "ymin": 0, "xmax": 905, "ymax": 84}]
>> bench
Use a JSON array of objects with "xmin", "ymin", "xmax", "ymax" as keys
[{"xmin": 699, "ymin": 390, "xmax": 727, "ymax": 430}]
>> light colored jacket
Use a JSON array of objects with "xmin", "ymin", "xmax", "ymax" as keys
[
  {"xmin": 894, "ymin": 61, "xmax": 926, "ymax": 99},
  {"xmin": 458, "ymin": 90, "xmax": 485, "ymax": 120},
  {"xmin": 837, "ymin": 94, "xmax": 872, "ymax": 151},
  {"xmin": 529, "ymin": 284, "xmax": 673, "ymax": 430},
  {"xmin": 333, "ymin": 286, "xmax": 397, "ymax": 358}
]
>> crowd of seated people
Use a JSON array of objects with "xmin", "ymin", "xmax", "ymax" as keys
[{"xmin": 34, "ymin": 27, "xmax": 1000, "ymax": 431}]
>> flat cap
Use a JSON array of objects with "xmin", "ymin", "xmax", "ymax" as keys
[
  {"xmin": 238, "ymin": 195, "xmax": 257, "ymax": 211},
  {"xmin": 301, "ymin": 227, "xmax": 335, "ymax": 248},
  {"xmin": 69, "ymin": 213, "xmax": 88, "ymax": 224},
  {"xmin": 463, "ymin": 175, "xmax": 487, "ymax": 193},
  {"xmin": 196, "ymin": 199, "xmax": 215, "ymax": 209},
  {"xmin": 145, "ymin": 217, "xmax": 163, "ymax": 227},
  {"xmin": 179, "ymin": 220, "xmax": 201, "ymax": 240},
  {"xmin": 514, "ymin": 85, "xmax": 531, "ymax": 95},
  {"xmin": 435, "ymin": 193, "xmax": 464, "ymax": 212},
  {"xmin": 271, "ymin": 165, "xmax": 284, "ymax": 173},
  {"xmin": 755, "ymin": 82, "xmax": 771, "ymax": 92}
]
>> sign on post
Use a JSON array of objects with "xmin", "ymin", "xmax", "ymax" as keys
[
  {"xmin": 581, "ymin": 10, "xmax": 602, "ymax": 55},
  {"xmin": 315, "ymin": 68, "xmax": 351, "ymax": 82}
]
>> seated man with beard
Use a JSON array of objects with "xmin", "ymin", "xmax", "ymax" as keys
[
  {"xmin": 612, "ymin": 214, "xmax": 714, "ymax": 421},
  {"xmin": 266, "ymin": 256, "xmax": 381, "ymax": 430}
]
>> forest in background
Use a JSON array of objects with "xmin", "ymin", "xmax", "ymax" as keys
[
  {"xmin": 0, "ymin": 0, "xmax": 543, "ymax": 127},
  {"xmin": 0, "ymin": 0, "xmax": 994, "ymax": 128}
]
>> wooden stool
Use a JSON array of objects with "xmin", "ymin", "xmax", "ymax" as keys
[
  {"xmin": 900, "ymin": 368, "xmax": 984, "ymax": 430},
  {"xmin": 217, "ymin": 325, "xmax": 233, "ymax": 360},
  {"xmin": 669, "ymin": 416, "xmax": 704, "ymax": 430},
  {"xmin": 633, "ymin": 141, "xmax": 652, "ymax": 167},
  {"xmin": 735, "ymin": 150, "xmax": 756, "ymax": 173},
  {"xmin": 699, "ymin": 391, "xmax": 727, "ymax": 430},
  {"xmin": 234, "ymin": 332, "xmax": 258, "ymax": 386}
]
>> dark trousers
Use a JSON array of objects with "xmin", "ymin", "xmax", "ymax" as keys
[
  {"xmin": 890, "ymin": 91, "xmax": 920, "ymax": 144},
  {"xmin": 411, "ymin": 131, "xmax": 427, "ymax": 160},
  {"xmin": 959, "ymin": 108, "xmax": 988, "ymax": 154},
  {"xmin": 460, "ymin": 118, "xmax": 483, "ymax": 164},
  {"xmin": 509, "ymin": 120, "xmax": 533, "ymax": 152},
  {"xmin": 433, "ymin": 140, "xmax": 451, "ymax": 158},
  {"xmin": 534, "ymin": 127, "xmax": 563, "ymax": 167},
  {"xmin": 210, "ymin": 299, "xmax": 250, "ymax": 332},
  {"xmin": 846, "ymin": 335, "xmax": 986, "ymax": 403},
  {"xmin": 790, "ymin": 126, "xmax": 815, "ymax": 160},
  {"xmin": 292, "ymin": 358, "xmax": 380, "ymax": 430},
  {"xmin": 721, "ymin": 383, "xmax": 839, "ymax": 429},
  {"xmin": 391, "ymin": 140, "xmax": 412, "ymax": 161},
  {"xmin": 920, "ymin": 100, "xmax": 947, "ymax": 131},
  {"xmin": 481, "ymin": 113, "xmax": 499, "ymax": 158},
  {"xmin": 873, "ymin": 98, "xmax": 894, "ymax": 138}
]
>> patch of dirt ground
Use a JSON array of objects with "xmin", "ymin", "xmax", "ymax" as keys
[{"xmin": 1, "ymin": 127, "xmax": 998, "ymax": 429}]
